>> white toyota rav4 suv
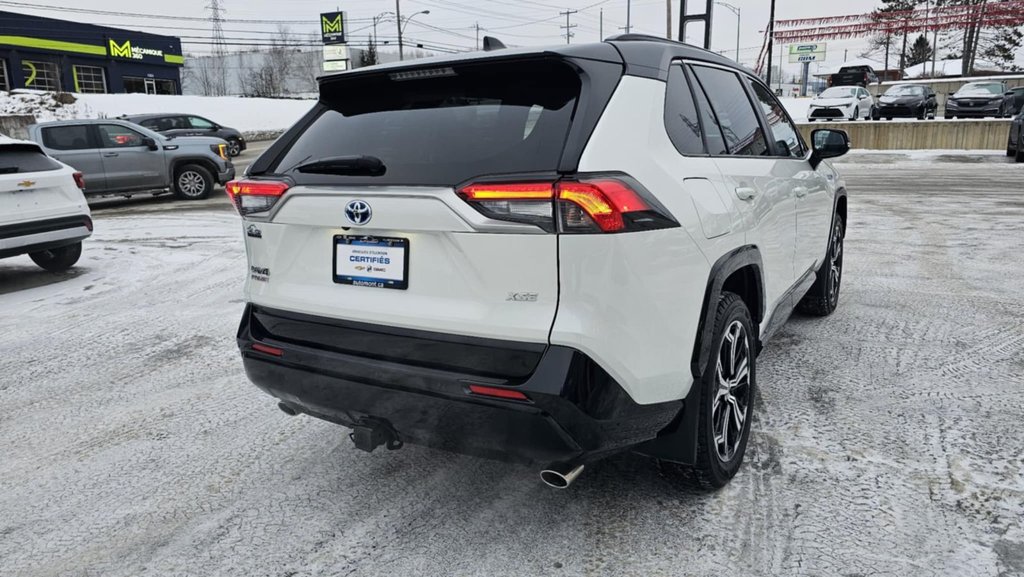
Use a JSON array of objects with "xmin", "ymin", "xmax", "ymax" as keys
[
  {"xmin": 0, "ymin": 136, "xmax": 92, "ymax": 272},
  {"xmin": 230, "ymin": 36, "xmax": 850, "ymax": 490}
]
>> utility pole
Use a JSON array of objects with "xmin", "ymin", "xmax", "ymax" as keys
[
  {"xmin": 560, "ymin": 9, "xmax": 577, "ymax": 44},
  {"xmin": 475, "ymin": 21, "xmax": 480, "ymax": 50},
  {"xmin": 929, "ymin": 0, "xmax": 938, "ymax": 78},
  {"xmin": 600, "ymin": 8, "xmax": 603, "ymax": 39},
  {"xmin": 395, "ymin": 0, "xmax": 403, "ymax": 61},
  {"xmin": 666, "ymin": 0, "xmax": 672, "ymax": 39},
  {"xmin": 766, "ymin": 0, "xmax": 776, "ymax": 87},
  {"xmin": 625, "ymin": 0, "xmax": 632, "ymax": 34},
  {"xmin": 715, "ymin": 2, "xmax": 741, "ymax": 63}
]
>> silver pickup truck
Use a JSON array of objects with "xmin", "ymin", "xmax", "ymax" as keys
[{"xmin": 27, "ymin": 119, "xmax": 235, "ymax": 200}]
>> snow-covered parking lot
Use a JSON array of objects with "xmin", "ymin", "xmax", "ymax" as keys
[{"xmin": 1, "ymin": 154, "xmax": 1023, "ymax": 577}]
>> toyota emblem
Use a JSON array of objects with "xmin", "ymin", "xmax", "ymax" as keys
[{"xmin": 344, "ymin": 199, "xmax": 372, "ymax": 226}]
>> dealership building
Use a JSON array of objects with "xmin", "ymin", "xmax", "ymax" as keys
[{"xmin": 0, "ymin": 11, "xmax": 184, "ymax": 94}]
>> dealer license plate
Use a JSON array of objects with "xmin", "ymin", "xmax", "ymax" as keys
[{"xmin": 334, "ymin": 236, "xmax": 409, "ymax": 290}]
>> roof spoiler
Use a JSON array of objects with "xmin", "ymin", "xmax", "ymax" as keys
[{"xmin": 483, "ymin": 36, "xmax": 506, "ymax": 51}]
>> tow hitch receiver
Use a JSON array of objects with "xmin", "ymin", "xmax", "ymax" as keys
[{"xmin": 349, "ymin": 418, "xmax": 404, "ymax": 453}]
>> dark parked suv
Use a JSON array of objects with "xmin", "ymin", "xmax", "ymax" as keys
[{"xmin": 122, "ymin": 114, "xmax": 246, "ymax": 157}]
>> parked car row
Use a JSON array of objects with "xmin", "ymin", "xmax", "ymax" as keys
[
  {"xmin": 809, "ymin": 80, "xmax": 1023, "ymax": 123},
  {"xmin": 1008, "ymin": 108, "xmax": 1024, "ymax": 163}
]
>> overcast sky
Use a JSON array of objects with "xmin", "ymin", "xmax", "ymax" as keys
[{"xmin": 9, "ymin": 0, "xmax": 1018, "ymax": 77}]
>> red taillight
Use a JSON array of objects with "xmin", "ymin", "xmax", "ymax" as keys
[
  {"xmin": 251, "ymin": 343, "xmax": 284, "ymax": 357},
  {"xmin": 558, "ymin": 180, "xmax": 650, "ymax": 233},
  {"xmin": 72, "ymin": 172, "xmax": 85, "ymax": 190},
  {"xmin": 457, "ymin": 175, "xmax": 672, "ymax": 234},
  {"xmin": 468, "ymin": 385, "xmax": 529, "ymax": 401},
  {"xmin": 225, "ymin": 179, "xmax": 290, "ymax": 215}
]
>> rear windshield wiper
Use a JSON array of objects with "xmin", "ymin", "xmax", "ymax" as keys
[{"xmin": 295, "ymin": 155, "xmax": 386, "ymax": 176}]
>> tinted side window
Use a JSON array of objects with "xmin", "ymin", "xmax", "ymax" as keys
[
  {"xmin": 688, "ymin": 71, "xmax": 728, "ymax": 155},
  {"xmin": 98, "ymin": 124, "xmax": 146, "ymax": 148},
  {"xmin": 41, "ymin": 125, "xmax": 93, "ymax": 150},
  {"xmin": 139, "ymin": 118, "xmax": 161, "ymax": 129},
  {"xmin": 748, "ymin": 79, "xmax": 806, "ymax": 158},
  {"xmin": 664, "ymin": 64, "xmax": 706, "ymax": 155},
  {"xmin": 691, "ymin": 65, "xmax": 768, "ymax": 156}
]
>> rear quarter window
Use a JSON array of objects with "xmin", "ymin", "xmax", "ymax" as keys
[
  {"xmin": 0, "ymin": 146, "xmax": 62, "ymax": 174},
  {"xmin": 270, "ymin": 58, "xmax": 582, "ymax": 186}
]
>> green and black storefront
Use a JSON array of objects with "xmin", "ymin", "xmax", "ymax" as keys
[{"xmin": 0, "ymin": 11, "xmax": 184, "ymax": 94}]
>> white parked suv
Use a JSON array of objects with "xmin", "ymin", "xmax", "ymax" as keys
[
  {"xmin": 0, "ymin": 136, "xmax": 92, "ymax": 272},
  {"xmin": 230, "ymin": 35, "xmax": 850, "ymax": 490}
]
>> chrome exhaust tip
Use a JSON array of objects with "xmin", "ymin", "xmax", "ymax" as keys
[{"xmin": 540, "ymin": 462, "xmax": 585, "ymax": 489}]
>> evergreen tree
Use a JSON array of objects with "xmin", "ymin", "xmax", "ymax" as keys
[
  {"xmin": 361, "ymin": 35, "xmax": 379, "ymax": 67},
  {"xmin": 908, "ymin": 34, "xmax": 934, "ymax": 67}
]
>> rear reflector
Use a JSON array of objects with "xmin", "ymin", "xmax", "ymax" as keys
[
  {"xmin": 251, "ymin": 343, "xmax": 284, "ymax": 357},
  {"xmin": 460, "ymin": 183, "xmax": 554, "ymax": 200},
  {"xmin": 226, "ymin": 179, "xmax": 290, "ymax": 215},
  {"xmin": 72, "ymin": 172, "xmax": 85, "ymax": 190},
  {"xmin": 468, "ymin": 385, "xmax": 529, "ymax": 401}
]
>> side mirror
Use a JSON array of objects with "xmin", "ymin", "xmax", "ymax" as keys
[
  {"xmin": 1006, "ymin": 91, "xmax": 1016, "ymax": 97},
  {"xmin": 141, "ymin": 137, "xmax": 159, "ymax": 151},
  {"xmin": 809, "ymin": 129, "xmax": 850, "ymax": 169}
]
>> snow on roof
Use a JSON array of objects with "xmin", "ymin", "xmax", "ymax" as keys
[{"xmin": 904, "ymin": 59, "xmax": 1002, "ymax": 78}]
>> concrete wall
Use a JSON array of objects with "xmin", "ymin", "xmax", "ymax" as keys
[
  {"xmin": 796, "ymin": 119, "xmax": 1013, "ymax": 151},
  {"xmin": 0, "ymin": 114, "xmax": 34, "ymax": 139}
]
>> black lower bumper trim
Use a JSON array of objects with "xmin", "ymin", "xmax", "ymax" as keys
[
  {"xmin": 0, "ymin": 215, "xmax": 92, "ymax": 241},
  {"xmin": 238, "ymin": 304, "xmax": 683, "ymax": 465}
]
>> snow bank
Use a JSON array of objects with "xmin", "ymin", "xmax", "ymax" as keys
[{"xmin": 0, "ymin": 90, "xmax": 316, "ymax": 138}]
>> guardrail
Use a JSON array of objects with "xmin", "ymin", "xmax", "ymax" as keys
[{"xmin": 797, "ymin": 119, "xmax": 1013, "ymax": 151}]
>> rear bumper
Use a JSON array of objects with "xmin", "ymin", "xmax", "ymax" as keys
[
  {"xmin": 237, "ymin": 304, "xmax": 683, "ymax": 465},
  {"xmin": 0, "ymin": 215, "xmax": 92, "ymax": 259}
]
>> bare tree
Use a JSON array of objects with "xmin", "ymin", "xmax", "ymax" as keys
[{"xmin": 238, "ymin": 25, "xmax": 295, "ymax": 97}]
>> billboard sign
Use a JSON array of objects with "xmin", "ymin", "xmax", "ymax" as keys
[
  {"xmin": 788, "ymin": 43, "xmax": 826, "ymax": 64},
  {"xmin": 321, "ymin": 11, "xmax": 346, "ymax": 44}
]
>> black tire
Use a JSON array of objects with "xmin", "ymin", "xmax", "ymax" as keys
[
  {"xmin": 29, "ymin": 242, "xmax": 82, "ymax": 272},
  {"xmin": 851, "ymin": 107, "xmax": 859, "ymax": 121},
  {"xmin": 916, "ymin": 107, "xmax": 925, "ymax": 120},
  {"xmin": 886, "ymin": 117, "xmax": 893, "ymax": 121},
  {"xmin": 1017, "ymin": 140, "xmax": 1024, "ymax": 163},
  {"xmin": 945, "ymin": 115, "xmax": 953, "ymax": 120},
  {"xmin": 669, "ymin": 292, "xmax": 756, "ymax": 491},
  {"xmin": 227, "ymin": 139, "xmax": 243, "ymax": 157},
  {"xmin": 798, "ymin": 214, "xmax": 845, "ymax": 316},
  {"xmin": 173, "ymin": 163, "xmax": 213, "ymax": 200}
]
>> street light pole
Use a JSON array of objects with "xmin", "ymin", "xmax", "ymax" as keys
[
  {"xmin": 715, "ymin": 2, "xmax": 741, "ymax": 63},
  {"xmin": 395, "ymin": 0, "xmax": 403, "ymax": 61},
  {"xmin": 397, "ymin": 8, "xmax": 430, "ymax": 61}
]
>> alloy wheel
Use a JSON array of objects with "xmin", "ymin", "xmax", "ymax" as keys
[
  {"xmin": 228, "ymin": 141, "xmax": 242, "ymax": 157},
  {"xmin": 712, "ymin": 320, "xmax": 751, "ymax": 463},
  {"xmin": 178, "ymin": 171, "xmax": 207, "ymax": 198},
  {"xmin": 828, "ymin": 219, "xmax": 844, "ymax": 306}
]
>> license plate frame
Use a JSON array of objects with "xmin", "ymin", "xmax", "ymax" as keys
[{"xmin": 333, "ymin": 235, "xmax": 409, "ymax": 290}]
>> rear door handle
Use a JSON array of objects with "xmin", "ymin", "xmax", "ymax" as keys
[
  {"xmin": 103, "ymin": 152, "xmax": 119, "ymax": 158},
  {"xmin": 794, "ymin": 186, "xmax": 808, "ymax": 198},
  {"xmin": 735, "ymin": 187, "xmax": 758, "ymax": 201}
]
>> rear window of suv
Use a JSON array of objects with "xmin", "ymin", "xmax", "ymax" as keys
[
  {"xmin": 270, "ymin": 58, "xmax": 582, "ymax": 186},
  {"xmin": 0, "ymin": 145, "xmax": 62, "ymax": 174}
]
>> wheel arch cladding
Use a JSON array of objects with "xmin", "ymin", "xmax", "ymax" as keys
[
  {"xmin": 836, "ymin": 190, "xmax": 848, "ymax": 234},
  {"xmin": 690, "ymin": 245, "xmax": 765, "ymax": 380},
  {"xmin": 171, "ymin": 157, "xmax": 217, "ymax": 181}
]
